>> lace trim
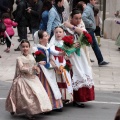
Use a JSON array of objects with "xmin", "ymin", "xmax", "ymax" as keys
[{"xmin": 72, "ymin": 74, "xmax": 94, "ymax": 91}]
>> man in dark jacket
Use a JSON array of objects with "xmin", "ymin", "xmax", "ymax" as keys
[
  {"xmin": 15, "ymin": 0, "xmax": 28, "ymax": 40},
  {"xmin": 27, "ymin": 0, "xmax": 43, "ymax": 37},
  {"xmin": 14, "ymin": 0, "xmax": 28, "ymax": 51},
  {"xmin": 0, "ymin": 0, "xmax": 11, "ymax": 18}
]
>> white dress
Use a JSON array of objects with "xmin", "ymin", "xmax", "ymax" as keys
[
  {"xmin": 63, "ymin": 23, "xmax": 95, "ymax": 102},
  {"xmin": 50, "ymin": 39, "xmax": 73, "ymax": 101}
]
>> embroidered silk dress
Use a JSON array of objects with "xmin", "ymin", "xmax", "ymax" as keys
[{"xmin": 6, "ymin": 54, "xmax": 52, "ymax": 115}]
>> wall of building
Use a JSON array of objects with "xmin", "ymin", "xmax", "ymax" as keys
[{"xmin": 104, "ymin": 0, "xmax": 120, "ymax": 40}]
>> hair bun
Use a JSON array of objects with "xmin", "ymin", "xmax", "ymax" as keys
[{"xmin": 72, "ymin": 8, "xmax": 80, "ymax": 12}]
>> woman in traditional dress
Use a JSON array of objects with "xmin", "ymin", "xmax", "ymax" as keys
[
  {"xmin": 50, "ymin": 26, "xmax": 73, "ymax": 104},
  {"xmin": 63, "ymin": 9, "xmax": 95, "ymax": 107},
  {"xmin": 6, "ymin": 40, "xmax": 52, "ymax": 119},
  {"xmin": 33, "ymin": 30, "xmax": 64, "ymax": 111}
]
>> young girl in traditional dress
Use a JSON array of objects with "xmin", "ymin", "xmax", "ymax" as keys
[
  {"xmin": 33, "ymin": 30, "xmax": 64, "ymax": 112},
  {"xmin": 63, "ymin": 9, "xmax": 95, "ymax": 107},
  {"xmin": 6, "ymin": 40, "xmax": 52, "ymax": 119},
  {"xmin": 50, "ymin": 26, "xmax": 73, "ymax": 104}
]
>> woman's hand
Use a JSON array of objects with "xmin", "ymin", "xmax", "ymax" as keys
[
  {"xmin": 39, "ymin": 61, "xmax": 46, "ymax": 65},
  {"xmin": 73, "ymin": 42, "xmax": 80, "ymax": 48},
  {"xmin": 64, "ymin": 21, "xmax": 73, "ymax": 28}
]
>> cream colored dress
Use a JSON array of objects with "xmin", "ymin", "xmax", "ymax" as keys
[{"xmin": 6, "ymin": 54, "xmax": 52, "ymax": 115}]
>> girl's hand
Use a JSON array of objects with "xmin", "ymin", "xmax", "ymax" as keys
[
  {"xmin": 39, "ymin": 61, "xmax": 46, "ymax": 65},
  {"xmin": 54, "ymin": 65, "xmax": 59, "ymax": 71},
  {"xmin": 73, "ymin": 42, "xmax": 80, "ymax": 48},
  {"xmin": 64, "ymin": 55, "xmax": 69, "ymax": 60},
  {"xmin": 32, "ymin": 66, "xmax": 37, "ymax": 70},
  {"xmin": 59, "ymin": 51, "xmax": 65, "ymax": 56},
  {"xmin": 32, "ymin": 66, "xmax": 40, "ymax": 74}
]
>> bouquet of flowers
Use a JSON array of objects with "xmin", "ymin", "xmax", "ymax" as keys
[
  {"xmin": 58, "ymin": 31, "xmax": 92, "ymax": 56},
  {"xmin": 34, "ymin": 50, "xmax": 46, "ymax": 62},
  {"xmin": 64, "ymin": 61, "xmax": 72, "ymax": 72},
  {"xmin": 78, "ymin": 31, "xmax": 92, "ymax": 46},
  {"xmin": 58, "ymin": 35, "xmax": 76, "ymax": 56}
]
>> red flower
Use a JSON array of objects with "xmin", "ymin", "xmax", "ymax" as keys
[
  {"xmin": 83, "ymin": 31, "xmax": 92, "ymax": 44},
  {"xmin": 64, "ymin": 61, "xmax": 72, "ymax": 72},
  {"xmin": 34, "ymin": 50, "xmax": 46, "ymax": 62},
  {"xmin": 34, "ymin": 51, "xmax": 44, "ymax": 56},
  {"xmin": 66, "ymin": 62, "xmax": 72, "ymax": 68},
  {"xmin": 62, "ymin": 36, "xmax": 74, "ymax": 46}
]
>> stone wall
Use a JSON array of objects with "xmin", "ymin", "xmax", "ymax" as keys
[{"xmin": 104, "ymin": 0, "xmax": 120, "ymax": 40}]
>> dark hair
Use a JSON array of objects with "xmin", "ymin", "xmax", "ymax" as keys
[
  {"xmin": 54, "ymin": 26, "xmax": 64, "ymax": 31},
  {"xmin": 94, "ymin": 7, "xmax": 99, "ymax": 16},
  {"xmin": 70, "ymin": 9, "xmax": 82, "ymax": 18},
  {"xmin": 38, "ymin": 30, "xmax": 46, "ymax": 39},
  {"xmin": 76, "ymin": 1, "xmax": 86, "ymax": 13},
  {"xmin": 115, "ymin": 108, "xmax": 120, "ymax": 120},
  {"xmin": 43, "ymin": 0, "xmax": 52, "ymax": 11},
  {"xmin": 55, "ymin": 0, "xmax": 62, "ymax": 4},
  {"xmin": 20, "ymin": 40, "xmax": 30, "ymax": 47},
  {"xmin": 88, "ymin": 0, "xmax": 90, "ymax": 3},
  {"xmin": 2, "ymin": 13, "xmax": 10, "ymax": 19}
]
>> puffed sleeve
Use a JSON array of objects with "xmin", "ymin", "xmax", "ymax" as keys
[
  {"xmin": 17, "ymin": 58, "xmax": 33, "ymax": 74},
  {"xmin": 50, "ymin": 45, "xmax": 60, "ymax": 56}
]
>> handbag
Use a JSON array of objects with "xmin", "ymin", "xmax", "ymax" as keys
[{"xmin": 0, "ymin": 20, "xmax": 6, "ymax": 32}]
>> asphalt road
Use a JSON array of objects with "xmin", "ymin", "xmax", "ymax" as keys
[{"xmin": 0, "ymin": 81, "xmax": 120, "ymax": 120}]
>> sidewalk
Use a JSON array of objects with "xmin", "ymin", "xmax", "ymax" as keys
[{"xmin": 0, "ymin": 30, "xmax": 120, "ymax": 92}]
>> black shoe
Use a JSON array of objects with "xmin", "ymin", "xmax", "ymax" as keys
[
  {"xmin": 14, "ymin": 47, "xmax": 20, "ymax": 51},
  {"xmin": 10, "ymin": 112, "xmax": 15, "ymax": 116},
  {"xmin": 0, "ymin": 55, "xmax": 1, "ymax": 58},
  {"xmin": 18, "ymin": 39, "xmax": 22, "ymax": 42},
  {"xmin": 53, "ymin": 108, "xmax": 63, "ymax": 112},
  {"xmin": 26, "ymin": 115, "xmax": 36, "ymax": 120},
  {"xmin": 73, "ymin": 102, "xmax": 85, "ymax": 108},
  {"xmin": 90, "ymin": 59, "xmax": 94, "ymax": 62},
  {"xmin": 42, "ymin": 111, "xmax": 51, "ymax": 115},
  {"xmin": 99, "ymin": 61, "xmax": 109, "ymax": 66}
]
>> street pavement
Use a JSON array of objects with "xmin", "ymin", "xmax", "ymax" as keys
[
  {"xmin": 0, "ymin": 28, "xmax": 120, "ymax": 119},
  {"xmin": 0, "ymin": 81, "xmax": 120, "ymax": 120}
]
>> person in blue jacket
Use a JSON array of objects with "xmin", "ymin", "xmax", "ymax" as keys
[
  {"xmin": 46, "ymin": 0, "xmax": 64, "ymax": 38},
  {"xmin": 39, "ymin": 0, "xmax": 52, "ymax": 31}
]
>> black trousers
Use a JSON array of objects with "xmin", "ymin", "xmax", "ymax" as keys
[
  {"xmin": 6, "ymin": 36, "xmax": 12, "ymax": 48},
  {"xmin": 17, "ymin": 26, "xmax": 27, "ymax": 40}
]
